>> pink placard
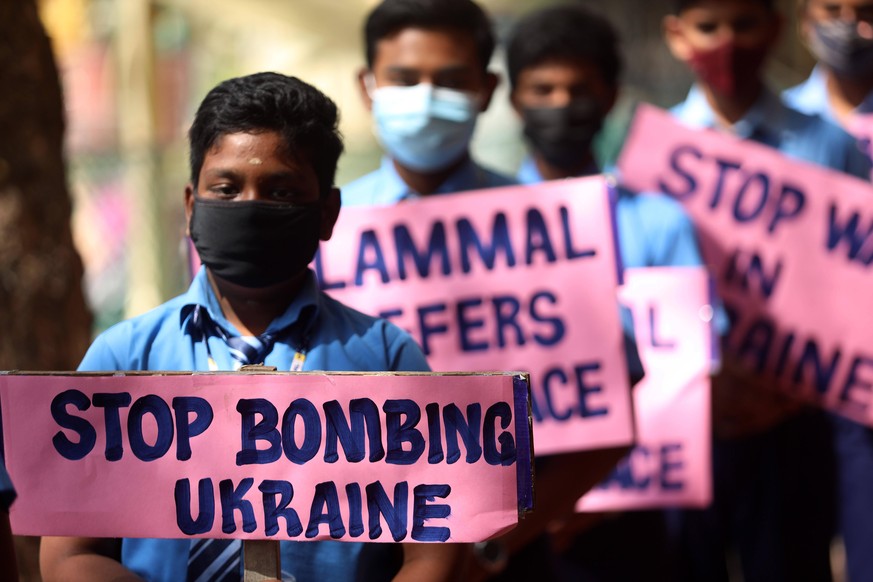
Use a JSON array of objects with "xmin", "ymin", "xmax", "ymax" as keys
[
  {"xmin": 618, "ymin": 104, "xmax": 873, "ymax": 426},
  {"xmin": 578, "ymin": 267, "xmax": 713, "ymax": 511},
  {"xmin": 318, "ymin": 178, "xmax": 634, "ymax": 455},
  {"xmin": 0, "ymin": 372, "xmax": 533, "ymax": 542}
]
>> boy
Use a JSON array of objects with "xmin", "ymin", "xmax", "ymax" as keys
[
  {"xmin": 341, "ymin": 0, "xmax": 515, "ymax": 206},
  {"xmin": 505, "ymin": 6, "xmax": 703, "ymax": 580},
  {"xmin": 784, "ymin": 2, "xmax": 873, "ymax": 580},
  {"xmin": 664, "ymin": 1, "xmax": 870, "ymax": 580},
  {"xmin": 39, "ymin": 72, "xmax": 459, "ymax": 582}
]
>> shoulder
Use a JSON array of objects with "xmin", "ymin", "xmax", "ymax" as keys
[
  {"xmin": 618, "ymin": 187, "xmax": 693, "ymax": 226},
  {"xmin": 782, "ymin": 107, "xmax": 871, "ymax": 178},
  {"xmin": 477, "ymin": 164, "xmax": 518, "ymax": 189},
  {"xmin": 340, "ymin": 168, "xmax": 384, "ymax": 208},
  {"xmin": 78, "ymin": 295, "xmax": 189, "ymax": 371},
  {"xmin": 315, "ymin": 292, "xmax": 430, "ymax": 372}
]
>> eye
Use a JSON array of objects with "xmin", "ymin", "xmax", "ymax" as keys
[
  {"xmin": 695, "ymin": 21, "xmax": 718, "ymax": 34},
  {"xmin": 207, "ymin": 183, "xmax": 239, "ymax": 198},
  {"xmin": 271, "ymin": 188, "xmax": 301, "ymax": 201}
]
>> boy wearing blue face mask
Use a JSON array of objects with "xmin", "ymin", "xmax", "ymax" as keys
[
  {"xmin": 784, "ymin": 3, "xmax": 873, "ymax": 581},
  {"xmin": 341, "ymin": 0, "xmax": 516, "ymax": 205},
  {"xmin": 40, "ymin": 72, "xmax": 460, "ymax": 582}
]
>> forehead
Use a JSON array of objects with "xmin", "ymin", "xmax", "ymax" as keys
[
  {"xmin": 808, "ymin": 0, "xmax": 873, "ymax": 9},
  {"xmin": 372, "ymin": 26, "xmax": 482, "ymax": 72},
  {"xmin": 517, "ymin": 59, "xmax": 608, "ymax": 87},
  {"xmin": 201, "ymin": 131, "xmax": 310, "ymax": 175},
  {"xmin": 679, "ymin": 0, "xmax": 773, "ymax": 19}
]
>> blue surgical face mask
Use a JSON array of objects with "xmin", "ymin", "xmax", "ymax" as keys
[
  {"xmin": 369, "ymin": 80, "xmax": 481, "ymax": 173},
  {"xmin": 810, "ymin": 20, "xmax": 873, "ymax": 78}
]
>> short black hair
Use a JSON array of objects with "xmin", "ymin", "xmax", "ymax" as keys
[
  {"xmin": 507, "ymin": 5, "xmax": 623, "ymax": 91},
  {"xmin": 673, "ymin": 0, "xmax": 776, "ymax": 14},
  {"xmin": 364, "ymin": 0, "xmax": 496, "ymax": 74},
  {"xmin": 188, "ymin": 72, "xmax": 343, "ymax": 197}
]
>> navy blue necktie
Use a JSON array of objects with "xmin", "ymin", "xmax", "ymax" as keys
[{"xmin": 188, "ymin": 305, "xmax": 274, "ymax": 368}]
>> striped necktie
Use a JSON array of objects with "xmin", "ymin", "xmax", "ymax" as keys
[
  {"xmin": 187, "ymin": 537, "xmax": 242, "ymax": 582},
  {"xmin": 188, "ymin": 305, "xmax": 274, "ymax": 368}
]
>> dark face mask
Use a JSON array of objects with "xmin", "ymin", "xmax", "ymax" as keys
[
  {"xmin": 521, "ymin": 100, "xmax": 604, "ymax": 170},
  {"xmin": 189, "ymin": 198, "xmax": 322, "ymax": 288},
  {"xmin": 810, "ymin": 20, "xmax": 873, "ymax": 78},
  {"xmin": 688, "ymin": 41, "xmax": 769, "ymax": 97}
]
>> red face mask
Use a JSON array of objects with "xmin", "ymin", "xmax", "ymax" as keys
[{"xmin": 687, "ymin": 40, "xmax": 769, "ymax": 97}]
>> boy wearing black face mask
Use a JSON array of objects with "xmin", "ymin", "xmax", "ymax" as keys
[
  {"xmin": 505, "ymin": 7, "xmax": 704, "ymax": 581},
  {"xmin": 784, "ymin": 3, "xmax": 873, "ymax": 581},
  {"xmin": 664, "ymin": 1, "xmax": 870, "ymax": 581},
  {"xmin": 40, "ymin": 72, "xmax": 461, "ymax": 582}
]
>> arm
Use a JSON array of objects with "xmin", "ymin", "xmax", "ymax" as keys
[
  {"xmin": 40, "ymin": 536, "xmax": 142, "ymax": 582},
  {"xmin": 462, "ymin": 446, "xmax": 629, "ymax": 581},
  {"xmin": 394, "ymin": 543, "xmax": 466, "ymax": 582}
]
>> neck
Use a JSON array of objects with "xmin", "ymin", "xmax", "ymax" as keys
[
  {"xmin": 701, "ymin": 80, "xmax": 763, "ymax": 128},
  {"xmin": 206, "ymin": 269, "xmax": 305, "ymax": 336},
  {"xmin": 393, "ymin": 153, "xmax": 469, "ymax": 196},
  {"xmin": 825, "ymin": 68, "xmax": 873, "ymax": 125},
  {"xmin": 533, "ymin": 151, "xmax": 597, "ymax": 181}
]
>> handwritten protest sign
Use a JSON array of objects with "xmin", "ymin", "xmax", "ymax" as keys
[
  {"xmin": 316, "ymin": 178, "xmax": 634, "ymax": 455},
  {"xmin": 0, "ymin": 372, "xmax": 533, "ymax": 542},
  {"xmin": 579, "ymin": 267, "xmax": 714, "ymax": 511},
  {"xmin": 618, "ymin": 104, "xmax": 873, "ymax": 426}
]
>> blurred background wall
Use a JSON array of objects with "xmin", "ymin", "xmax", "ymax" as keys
[{"xmin": 37, "ymin": 0, "xmax": 815, "ymax": 334}]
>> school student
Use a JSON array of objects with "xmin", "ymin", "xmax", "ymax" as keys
[
  {"xmin": 784, "ymin": 2, "xmax": 873, "ymax": 581},
  {"xmin": 662, "ymin": 0, "xmax": 871, "ymax": 580},
  {"xmin": 341, "ymin": 0, "xmax": 515, "ymax": 206},
  {"xmin": 39, "ymin": 72, "xmax": 461, "ymax": 582},
  {"xmin": 504, "ymin": 6, "xmax": 705, "ymax": 580}
]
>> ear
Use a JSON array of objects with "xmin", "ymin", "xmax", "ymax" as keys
[
  {"xmin": 319, "ymin": 187, "xmax": 341, "ymax": 241},
  {"xmin": 184, "ymin": 184, "xmax": 195, "ymax": 236},
  {"xmin": 663, "ymin": 14, "xmax": 692, "ymax": 61},
  {"xmin": 478, "ymin": 71, "xmax": 500, "ymax": 112},
  {"xmin": 357, "ymin": 68, "xmax": 374, "ymax": 112}
]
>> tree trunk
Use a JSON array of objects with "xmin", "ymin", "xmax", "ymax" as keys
[{"xmin": 0, "ymin": 1, "xmax": 93, "ymax": 579}]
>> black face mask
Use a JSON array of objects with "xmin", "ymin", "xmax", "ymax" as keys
[
  {"xmin": 521, "ymin": 100, "xmax": 604, "ymax": 170},
  {"xmin": 189, "ymin": 198, "xmax": 322, "ymax": 288}
]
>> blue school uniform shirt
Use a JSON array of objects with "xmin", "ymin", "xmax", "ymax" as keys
[
  {"xmin": 783, "ymin": 64, "xmax": 873, "ymax": 121},
  {"xmin": 517, "ymin": 158, "xmax": 704, "ymax": 270},
  {"xmin": 673, "ymin": 84, "xmax": 871, "ymax": 178},
  {"xmin": 341, "ymin": 156, "xmax": 517, "ymax": 207},
  {"xmin": 517, "ymin": 158, "xmax": 705, "ymax": 380},
  {"xmin": 78, "ymin": 267, "xmax": 430, "ymax": 582},
  {"xmin": 783, "ymin": 65, "xmax": 873, "ymax": 165}
]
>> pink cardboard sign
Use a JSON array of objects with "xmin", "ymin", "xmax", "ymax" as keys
[
  {"xmin": 317, "ymin": 178, "xmax": 634, "ymax": 456},
  {"xmin": 0, "ymin": 372, "xmax": 534, "ymax": 542},
  {"xmin": 618, "ymin": 104, "xmax": 873, "ymax": 425},
  {"xmin": 578, "ymin": 267, "xmax": 713, "ymax": 511}
]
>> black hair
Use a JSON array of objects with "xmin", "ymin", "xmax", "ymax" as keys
[
  {"xmin": 507, "ymin": 5, "xmax": 623, "ymax": 91},
  {"xmin": 364, "ymin": 0, "xmax": 496, "ymax": 74},
  {"xmin": 188, "ymin": 72, "xmax": 343, "ymax": 196},
  {"xmin": 674, "ymin": 0, "xmax": 776, "ymax": 14}
]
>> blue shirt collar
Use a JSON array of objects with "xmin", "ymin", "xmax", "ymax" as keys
[
  {"xmin": 371, "ymin": 154, "xmax": 497, "ymax": 203},
  {"xmin": 792, "ymin": 65, "xmax": 873, "ymax": 117},
  {"xmin": 516, "ymin": 156, "xmax": 601, "ymax": 185},
  {"xmin": 180, "ymin": 267, "xmax": 320, "ymax": 337},
  {"xmin": 673, "ymin": 84, "xmax": 786, "ymax": 142}
]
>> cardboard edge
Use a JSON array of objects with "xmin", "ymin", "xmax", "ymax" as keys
[{"xmin": 512, "ymin": 373, "xmax": 535, "ymax": 517}]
